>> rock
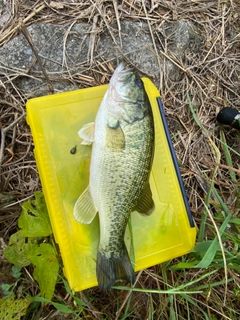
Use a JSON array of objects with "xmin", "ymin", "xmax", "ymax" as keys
[
  {"xmin": 97, "ymin": 21, "xmax": 160, "ymax": 79},
  {"xmin": 0, "ymin": 20, "xmax": 201, "ymax": 97},
  {"xmin": 0, "ymin": 23, "xmax": 91, "ymax": 96},
  {"xmin": 157, "ymin": 20, "xmax": 202, "ymax": 81},
  {"xmin": 0, "ymin": 0, "xmax": 13, "ymax": 28}
]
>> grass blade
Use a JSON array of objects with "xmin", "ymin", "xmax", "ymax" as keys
[{"xmin": 194, "ymin": 212, "xmax": 232, "ymax": 268}]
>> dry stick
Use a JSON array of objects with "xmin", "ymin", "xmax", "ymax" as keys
[
  {"xmin": 0, "ymin": 3, "xmax": 46, "ymax": 45},
  {"xmin": 78, "ymin": 291, "xmax": 103, "ymax": 320},
  {"xmin": 0, "ymin": 113, "xmax": 25, "ymax": 169},
  {"xmin": 160, "ymin": 50, "xmax": 187, "ymax": 73},
  {"xmin": 4, "ymin": 137, "xmax": 32, "ymax": 167},
  {"xmin": 87, "ymin": 14, "xmax": 100, "ymax": 65},
  {"xmin": 94, "ymin": 0, "xmax": 119, "ymax": 46},
  {"xmin": 142, "ymin": 1, "xmax": 163, "ymax": 89},
  {"xmin": 62, "ymin": 20, "xmax": 77, "ymax": 80},
  {"xmin": 202, "ymin": 160, "xmax": 240, "ymax": 175},
  {"xmin": 20, "ymin": 22, "xmax": 54, "ymax": 94},
  {"xmin": 4, "ymin": 73, "xmax": 29, "ymax": 106},
  {"xmin": 9, "ymin": 113, "xmax": 18, "ymax": 152},
  {"xmin": 189, "ymin": 294, "xmax": 232, "ymax": 320},
  {"xmin": 0, "ymin": 99, "xmax": 22, "ymax": 111},
  {"xmin": 202, "ymin": 33, "xmax": 222, "ymax": 65},
  {"xmin": 115, "ymin": 270, "xmax": 143, "ymax": 320},
  {"xmin": 221, "ymin": 2, "xmax": 231, "ymax": 47},
  {"xmin": 113, "ymin": 0, "xmax": 122, "ymax": 47}
]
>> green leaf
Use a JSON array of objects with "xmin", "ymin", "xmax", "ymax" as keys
[
  {"xmin": 12, "ymin": 266, "xmax": 22, "ymax": 279},
  {"xmin": 169, "ymin": 261, "xmax": 199, "ymax": 270},
  {"xmin": 230, "ymin": 218, "xmax": 240, "ymax": 226},
  {"xmin": 0, "ymin": 295, "xmax": 31, "ymax": 320},
  {"xmin": 194, "ymin": 213, "xmax": 232, "ymax": 268},
  {"xmin": 18, "ymin": 191, "xmax": 52, "ymax": 237},
  {"xmin": 4, "ymin": 192, "xmax": 60, "ymax": 301},
  {"xmin": 4, "ymin": 231, "xmax": 32, "ymax": 267},
  {"xmin": 0, "ymin": 284, "xmax": 14, "ymax": 297},
  {"xmin": 27, "ymin": 243, "xmax": 59, "ymax": 300},
  {"xmin": 193, "ymin": 241, "xmax": 220, "ymax": 258},
  {"xmin": 62, "ymin": 277, "xmax": 72, "ymax": 296},
  {"xmin": 187, "ymin": 93, "xmax": 202, "ymax": 128},
  {"xmin": 32, "ymin": 296, "xmax": 74, "ymax": 314},
  {"xmin": 220, "ymin": 130, "xmax": 238, "ymax": 184}
]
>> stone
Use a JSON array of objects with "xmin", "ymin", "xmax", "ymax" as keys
[
  {"xmin": 156, "ymin": 20, "xmax": 202, "ymax": 81},
  {"xmin": 0, "ymin": 20, "xmax": 202, "ymax": 97}
]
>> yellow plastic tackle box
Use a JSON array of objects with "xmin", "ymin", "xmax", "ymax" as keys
[{"xmin": 26, "ymin": 78, "xmax": 196, "ymax": 291}]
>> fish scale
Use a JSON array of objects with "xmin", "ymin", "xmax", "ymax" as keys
[{"xmin": 74, "ymin": 62, "xmax": 155, "ymax": 290}]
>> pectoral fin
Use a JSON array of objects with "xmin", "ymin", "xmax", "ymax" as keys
[
  {"xmin": 73, "ymin": 186, "xmax": 97, "ymax": 224},
  {"xmin": 135, "ymin": 182, "xmax": 155, "ymax": 215},
  {"xmin": 78, "ymin": 122, "xmax": 95, "ymax": 145},
  {"xmin": 106, "ymin": 123, "xmax": 125, "ymax": 151}
]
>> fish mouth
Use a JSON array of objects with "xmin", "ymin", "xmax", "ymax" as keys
[{"xmin": 114, "ymin": 62, "xmax": 135, "ymax": 83}]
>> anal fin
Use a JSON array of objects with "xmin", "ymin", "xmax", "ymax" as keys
[
  {"xmin": 135, "ymin": 182, "xmax": 155, "ymax": 215},
  {"xmin": 73, "ymin": 186, "xmax": 97, "ymax": 224}
]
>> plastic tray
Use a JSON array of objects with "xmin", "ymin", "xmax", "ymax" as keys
[{"xmin": 26, "ymin": 78, "xmax": 196, "ymax": 291}]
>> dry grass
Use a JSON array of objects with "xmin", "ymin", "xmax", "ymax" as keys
[{"xmin": 0, "ymin": 1, "xmax": 240, "ymax": 319}]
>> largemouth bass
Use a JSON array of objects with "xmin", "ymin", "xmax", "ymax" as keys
[{"xmin": 74, "ymin": 62, "xmax": 155, "ymax": 290}]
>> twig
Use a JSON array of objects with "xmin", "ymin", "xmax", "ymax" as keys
[
  {"xmin": 20, "ymin": 21, "xmax": 54, "ymax": 94},
  {"xmin": 62, "ymin": 21, "xmax": 77, "ymax": 80},
  {"xmin": 113, "ymin": 0, "xmax": 122, "ymax": 47},
  {"xmin": 160, "ymin": 50, "xmax": 187, "ymax": 73},
  {"xmin": 202, "ymin": 160, "xmax": 240, "ymax": 175},
  {"xmin": 0, "ymin": 3, "xmax": 46, "ymax": 45},
  {"xmin": 87, "ymin": 14, "xmax": 100, "ymax": 65},
  {"xmin": 0, "ymin": 113, "xmax": 25, "ymax": 169},
  {"xmin": 142, "ymin": 1, "xmax": 162, "ymax": 88},
  {"xmin": 94, "ymin": 0, "xmax": 119, "ymax": 46},
  {"xmin": 78, "ymin": 291, "xmax": 103, "ymax": 320},
  {"xmin": 9, "ymin": 113, "xmax": 18, "ymax": 152},
  {"xmin": 115, "ymin": 270, "xmax": 143, "ymax": 319}
]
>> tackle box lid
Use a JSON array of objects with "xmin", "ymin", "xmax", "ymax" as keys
[{"xmin": 26, "ymin": 78, "xmax": 196, "ymax": 291}]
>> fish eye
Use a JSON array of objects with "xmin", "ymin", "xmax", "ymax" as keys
[{"xmin": 135, "ymin": 79, "xmax": 143, "ymax": 88}]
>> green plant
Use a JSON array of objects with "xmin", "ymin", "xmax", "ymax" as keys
[{"xmin": 4, "ymin": 192, "xmax": 59, "ymax": 300}]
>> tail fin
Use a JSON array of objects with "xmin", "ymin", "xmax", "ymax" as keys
[{"xmin": 96, "ymin": 245, "xmax": 135, "ymax": 290}]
